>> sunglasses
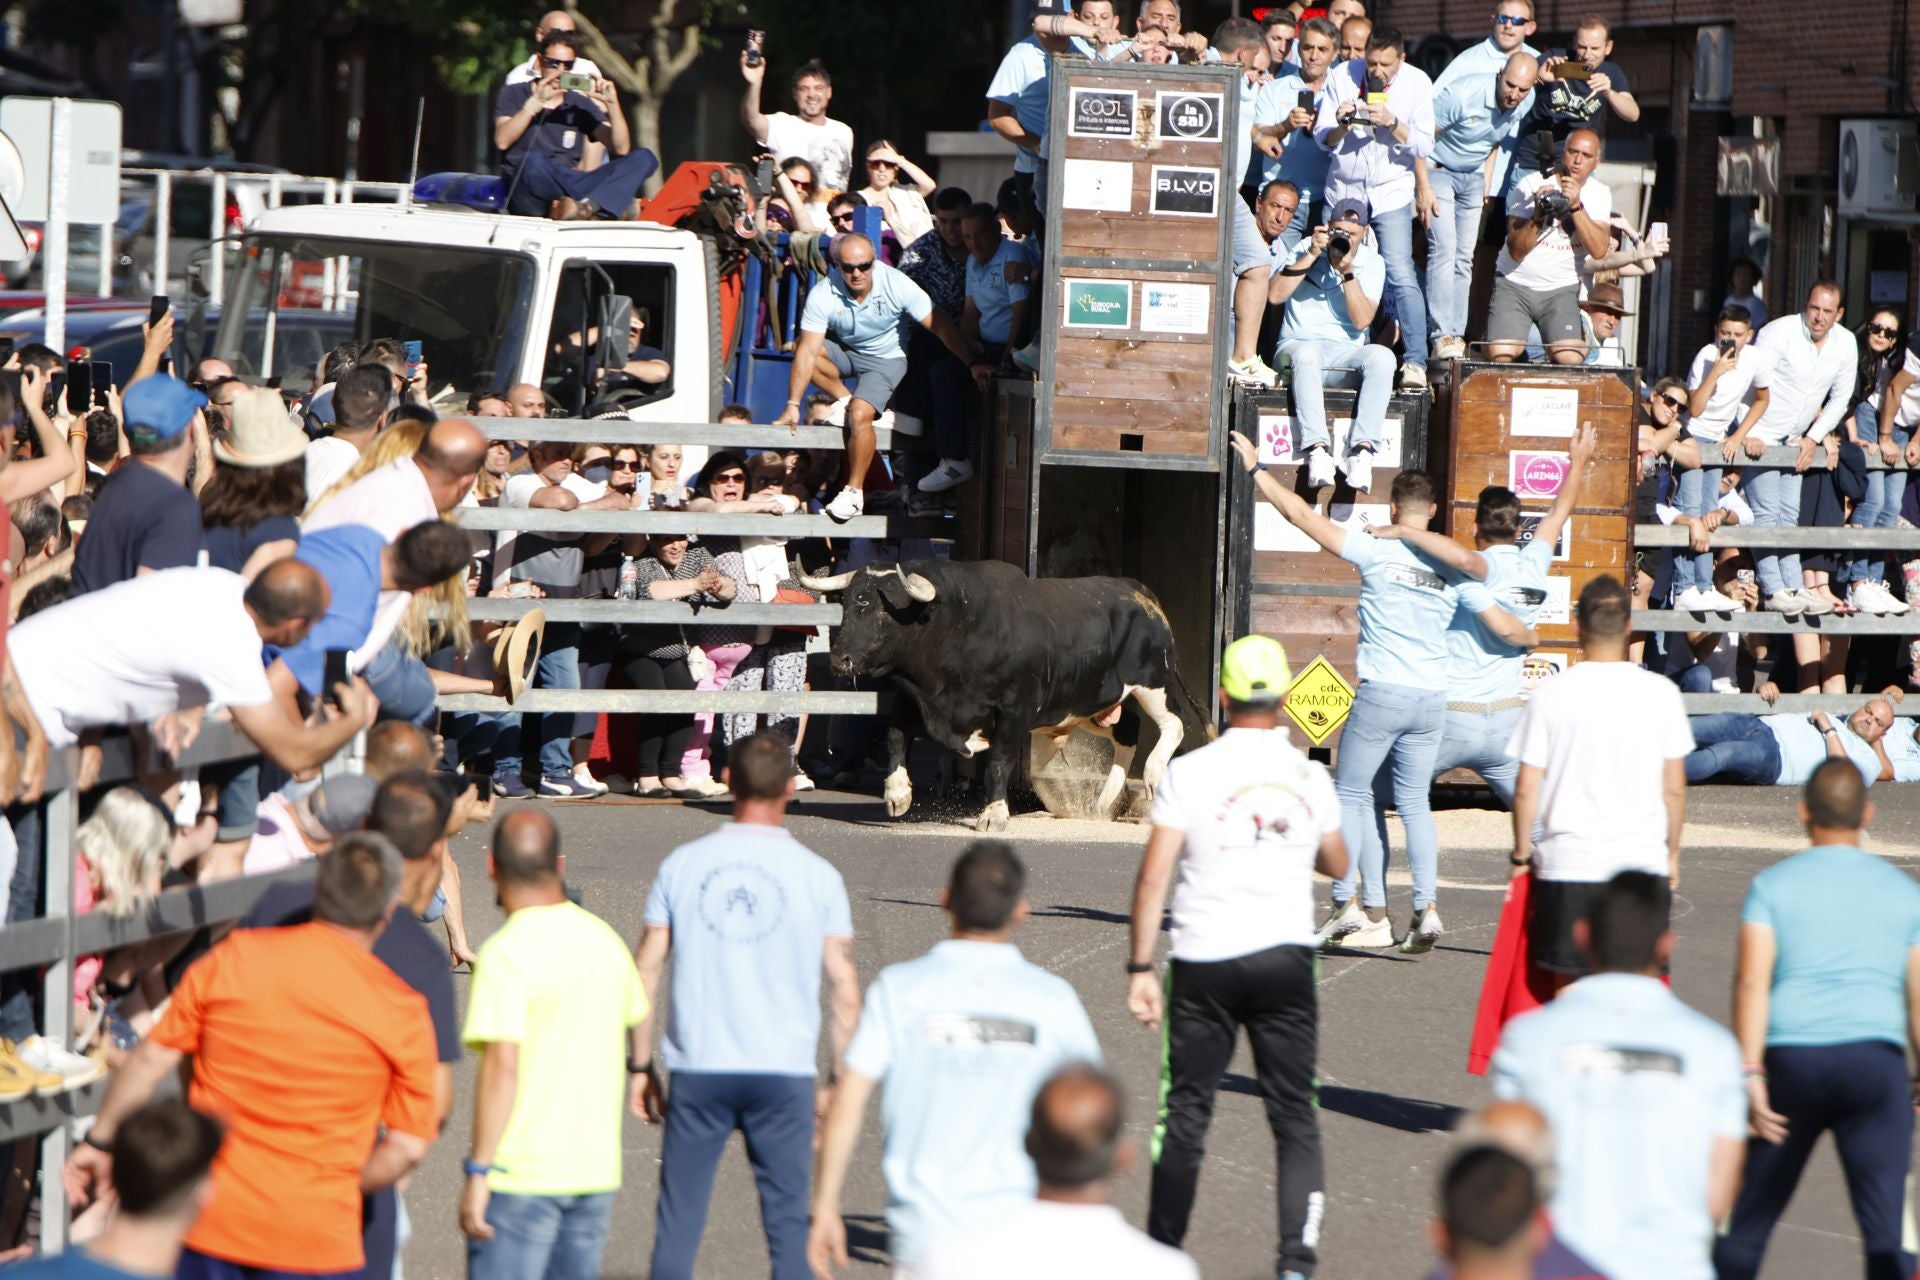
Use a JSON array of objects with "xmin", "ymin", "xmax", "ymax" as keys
[
  {"xmin": 867, "ymin": 159, "xmax": 897, "ymax": 168},
  {"xmin": 541, "ymin": 55, "xmax": 575, "ymax": 69},
  {"xmin": 839, "ymin": 259, "xmax": 876, "ymax": 274},
  {"xmin": 791, "ymin": 179, "xmax": 815, "ymax": 191},
  {"xmin": 712, "ymin": 470, "xmax": 747, "ymax": 484},
  {"xmin": 611, "ymin": 459, "xmax": 640, "ymax": 471},
  {"xmin": 751, "ymin": 473, "xmax": 785, "ymax": 488},
  {"xmin": 1660, "ymin": 395, "xmax": 1688, "ymax": 411},
  {"xmin": 831, "ymin": 210, "xmax": 856, "ymax": 224},
  {"xmin": 1869, "ymin": 323, "xmax": 1901, "ymax": 338},
  {"xmin": 1494, "ymin": 14, "xmax": 1530, "ymax": 24}
]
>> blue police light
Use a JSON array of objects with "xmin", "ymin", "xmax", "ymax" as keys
[{"xmin": 412, "ymin": 172, "xmax": 507, "ymax": 212}]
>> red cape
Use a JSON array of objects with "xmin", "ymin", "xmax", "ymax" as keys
[{"xmin": 1467, "ymin": 872, "xmax": 1557, "ymax": 1075}]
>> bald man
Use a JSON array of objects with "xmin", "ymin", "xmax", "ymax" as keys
[
  {"xmin": 504, "ymin": 382, "xmax": 549, "ymax": 419},
  {"xmin": 502, "ymin": 9, "xmax": 602, "ymax": 85},
  {"xmin": 776, "ymin": 233, "xmax": 989, "ymax": 521},
  {"xmin": 1338, "ymin": 16, "xmax": 1371, "ymax": 61},
  {"xmin": 923, "ymin": 1065, "xmax": 1197, "ymax": 1278}
]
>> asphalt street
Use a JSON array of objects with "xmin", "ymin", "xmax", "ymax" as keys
[{"xmin": 399, "ymin": 782, "xmax": 1920, "ymax": 1280}]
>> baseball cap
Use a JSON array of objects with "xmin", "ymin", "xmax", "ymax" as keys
[
  {"xmin": 122, "ymin": 374, "xmax": 208, "ymax": 445},
  {"xmin": 294, "ymin": 774, "xmax": 379, "ymax": 843},
  {"xmin": 1220, "ymin": 635, "xmax": 1291, "ymax": 704},
  {"xmin": 1330, "ymin": 198, "xmax": 1370, "ymax": 226}
]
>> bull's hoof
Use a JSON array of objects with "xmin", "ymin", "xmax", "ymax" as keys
[
  {"xmin": 883, "ymin": 767, "xmax": 913, "ymax": 818},
  {"xmin": 975, "ymin": 800, "xmax": 1010, "ymax": 833}
]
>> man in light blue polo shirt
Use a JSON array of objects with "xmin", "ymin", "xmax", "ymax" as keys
[
  {"xmin": 1232, "ymin": 442, "xmax": 1537, "ymax": 950},
  {"xmin": 1426, "ymin": 54, "xmax": 1539, "ymax": 360},
  {"xmin": 1270, "ymin": 197, "xmax": 1393, "ymax": 493},
  {"xmin": 984, "ymin": 35, "xmax": 1050, "ymax": 227},
  {"xmin": 1362, "ymin": 425, "xmax": 1591, "ymax": 952},
  {"xmin": 807, "ymin": 842, "xmax": 1101, "ymax": 1274},
  {"xmin": 1433, "ymin": 0, "xmax": 1539, "ymax": 91},
  {"xmin": 1716, "ymin": 760, "xmax": 1920, "ymax": 1280},
  {"xmin": 776, "ymin": 233, "xmax": 989, "ymax": 521},
  {"xmin": 1248, "ymin": 15, "xmax": 1340, "ymax": 249},
  {"xmin": 1685, "ymin": 697, "xmax": 1894, "ymax": 788},
  {"xmin": 632, "ymin": 734, "xmax": 862, "ymax": 1280},
  {"xmin": 1492, "ymin": 872, "xmax": 1746, "ymax": 1280}
]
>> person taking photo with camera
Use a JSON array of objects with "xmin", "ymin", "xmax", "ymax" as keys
[{"xmin": 1484, "ymin": 127, "xmax": 1610, "ymax": 365}]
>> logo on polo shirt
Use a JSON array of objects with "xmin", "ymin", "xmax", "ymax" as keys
[
  {"xmin": 695, "ymin": 862, "xmax": 790, "ymax": 943},
  {"xmin": 1380, "ymin": 563, "xmax": 1449, "ymax": 593},
  {"xmin": 921, "ymin": 1013, "xmax": 1038, "ymax": 1049}
]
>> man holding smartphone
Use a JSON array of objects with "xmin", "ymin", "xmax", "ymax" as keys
[
  {"xmin": 1248, "ymin": 16, "xmax": 1339, "ymax": 253},
  {"xmin": 1509, "ymin": 16, "xmax": 1638, "ymax": 176},
  {"xmin": 492, "ymin": 31, "xmax": 654, "ymax": 219}
]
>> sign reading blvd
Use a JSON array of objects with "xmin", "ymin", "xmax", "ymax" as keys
[{"xmin": 1284, "ymin": 655, "xmax": 1355, "ymax": 746}]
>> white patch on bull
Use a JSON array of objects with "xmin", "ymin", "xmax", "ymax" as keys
[
  {"xmin": 883, "ymin": 766, "xmax": 913, "ymax": 818},
  {"xmin": 1133, "ymin": 686, "xmax": 1183, "ymax": 800},
  {"xmin": 962, "ymin": 730, "xmax": 991, "ymax": 756},
  {"xmin": 976, "ymin": 799, "xmax": 1010, "ymax": 833}
]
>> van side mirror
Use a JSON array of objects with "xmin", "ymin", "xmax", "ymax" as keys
[{"xmin": 595, "ymin": 294, "xmax": 634, "ymax": 374}]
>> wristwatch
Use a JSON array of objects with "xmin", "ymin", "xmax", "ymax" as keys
[
  {"xmin": 81, "ymin": 1131, "xmax": 113, "ymax": 1153},
  {"xmin": 1125, "ymin": 961, "xmax": 1155, "ymax": 975},
  {"xmin": 1340, "ymin": 271, "xmax": 1356, "ymax": 283},
  {"xmin": 628, "ymin": 1057, "xmax": 657, "ymax": 1076}
]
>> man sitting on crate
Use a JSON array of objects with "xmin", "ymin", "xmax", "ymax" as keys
[
  {"xmin": 1268, "ymin": 197, "xmax": 1395, "ymax": 494},
  {"xmin": 775, "ymin": 234, "xmax": 992, "ymax": 523},
  {"xmin": 492, "ymin": 31, "xmax": 655, "ymax": 220}
]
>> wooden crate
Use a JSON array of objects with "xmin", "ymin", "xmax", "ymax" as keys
[{"xmin": 1037, "ymin": 63, "xmax": 1240, "ymax": 470}]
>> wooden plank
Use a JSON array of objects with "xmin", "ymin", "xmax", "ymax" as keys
[
  {"xmin": 1057, "ymin": 212, "xmax": 1221, "ymax": 258},
  {"xmin": 1052, "ymin": 423, "xmax": 1211, "ymax": 454},
  {"xmin": 1053, "ymin": 363, "xmax": 1217, "ymax": 400},
  {"xmin": 1051, "ymin": 395, "xmax": 1212, "ymax": 436},
  {"xmin": 1056, "ymin": 326, "xmax": 1215, "ymax": 359}
]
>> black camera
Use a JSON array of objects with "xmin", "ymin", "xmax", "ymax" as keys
[
  {"xmin": 1327, "ymin": 229, "xmax": 1352, "ymax": 259},
  {"xmin": 1534, "ymin": 184, "xmax": 1572, "ymax": 221}
]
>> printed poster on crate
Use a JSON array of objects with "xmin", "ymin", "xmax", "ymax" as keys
[
  {"xmin": 1154, "ymin": 91, "xmax": 1223, "ymax": 142},
  {"xmin": 1255, "ymin": 413, "xmax": 1403, "ymax": 469},
  {"xmin": 1508, "ymin": 450, "xmax": 1570, "ymax": 499},
  {"xmin": 1520, "ymin": 650, "xmax": 1568, "ymax": 695},
  {"xmin": 1068, "ymin": 86, "xmax": 1137, "ymax": 139},
  {"xmin": 1059, "ymin": 158, "xmax": 1134, "ymax": 213},
  {"xmin": 1509, "ymin": 386, "xmax": 1579, "ymax": 439},
  {"xmin": 1139, "ymin": 281, "xmax": 1210, "ymax": 334},
  {"xmin": 1536, "ymin": 576, "xmax": 1572, "ymax": 625},
  {"xmin": 1254, "ymin": 502, "xmax": 1389, "ymax": 553},
  {"xmin": 1514, "ymin": 514, "xmax": 1572, "ymax": 561},
  {"xmin": 1061, "ymin": 278, "xmax": 1133, "ymax": 329}
]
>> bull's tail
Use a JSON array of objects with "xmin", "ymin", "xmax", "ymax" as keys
[{"xmin": 1171, "ymin": 662, "xmax": 1217, "ymax": 746}]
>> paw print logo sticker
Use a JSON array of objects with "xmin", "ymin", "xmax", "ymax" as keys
[{"xmin": 1261, "ymin": 416, "xmax": 1292, "ymax": 463}]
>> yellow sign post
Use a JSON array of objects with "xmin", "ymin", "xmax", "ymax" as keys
[{"xmin": 1284, "ymin": 655, "xmax": 1356, "ymax": 746}]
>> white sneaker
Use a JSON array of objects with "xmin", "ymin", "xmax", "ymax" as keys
[
  {"xmin": 1676, "ymin": 586, "xmax": 1743, "ymax": 613},
  {"xmin": 1305, "ymin": 448, "xmax": 1336, "ymax": 488},
  {"xmin": 18, "ymin": 1035, "xmax": 104, "ymax": 1090},
  {"xmin": 1399, "ymin": 364, "xmax": 1428, "ymax": 390},
  {"xmin": 792, "ymin": 770, "xmax": 817, "ymax": 793},
  {"xmin": 1432, "ymin": 336, "xmax": 1467, "ymax": 360},
  {"xmin": 824, "ymin": 486, "xmax": 865, "ymax": 522},
  {"xmin": 1855, "ymin": 580, "xmax": 1911, "ymax": 615},
  {"xmin": 1316, "ymin": 900, "xmax": 1364, "ymax": 945},
  {"xmin": 917, "ymin": 459, "xmax": 975, "ymax": 493},
  {"xmin": 1793, "ymin": 588, "xmax": 1834, "ymax": 616},
  {"xmin": 1398, "ymin": 905, "xmax": 1444, "ymax": 955},
  {"xmin": 1343, "ymin": 448, "xmax": 1375, "ymax": 494},
  {"xmin": 571, "ymin": 764, "xmax": 609, "ymax": 796},
  {"xmin": 1227, "ymin": 355, "xmax": 1279, "ymax": 388},
  {"xmin": 1334, "ymin": 913, "xmax": 1397, "ymax": 948},
  {"xmin": 825, "ymin": 395, "xmax": 851, "ymax": 427},
  {"xmin": 1766, "ymin": 590, "xmax": 1808, "ymax": 615}
]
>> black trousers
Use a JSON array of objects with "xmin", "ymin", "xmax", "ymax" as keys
[
  {"xmin": 621, "ymin": 651, "xmax": 696, "ymax": 779},
  {"xmin": 1149, "ymin": 943, "xmax": 1324, "ymax": 1278}
]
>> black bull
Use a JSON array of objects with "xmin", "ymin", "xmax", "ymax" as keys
[{"xmin": 800, "ymin": 559, "xmax": 1212, "ymax": 831}]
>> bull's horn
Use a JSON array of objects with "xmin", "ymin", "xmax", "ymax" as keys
[
  {"xmin": 799, "ymin": 570, "xmax": 858, "ymax": 591},
  {"xmin": 898, "ymin": 566, "xmax": 937, "ymax": 603}
]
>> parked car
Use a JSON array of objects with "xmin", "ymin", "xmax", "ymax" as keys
[
  {"xmin": 0, "ymin": 304, "xmax": 355, "ymax": 386},
  {"xmin": 116, "ymin": 153, "xmax": 290, "ymax": 299}
]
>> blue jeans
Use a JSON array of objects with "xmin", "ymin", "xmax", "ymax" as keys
[
  {"xmin": 1431, "ymin": 705, "xmax": 1522, "ymax": 807},
  {"xmin": 1746, "ymin": 465, "xmax": 1803, "ymax": 598},
  {"xmin": 467, "ymin": 1190, "xmax": 614, "ymax": 1280},
  {"xmin": 178, "ymin": 1250, "xmax": 361, "ymax": 1280},
  {"xmin": 1424, "ymin": 165, "xmax": 1485, "ymax": 341},
  {"xmin": 1684, "ymin": 713, "xmax": 1782, "ymax": 784},
  {"xmin": 1673, "ymin": 662, "xmax": 1716, "ymax": 694},
  {"xmin": 496, "ymin": 621, "xmax": 580, "ymax": 782},
  {"xmin": 1370, "ymin": 203, "xmax": 1426, "ymax": 369},
  {"xmin": 1335, "ymin": 682, "xmax": 1447, "ymax": 911},
  {"xmin": 1277, "ymin": 340, "xmax": 1396, "ymax": 454},
  {"xmin": 361, "ymin": 634, "xmax": 439, "ymax": 726},
  {"xmin": 1672, "ymin": 444, "xmax": 1722, "ymax": 595},
  {"xmin": 1846, "ymin": 403, "xmax": 1910, "ymax": 585},
  {"xmin": 652, "ymin": 1072, "xmax": 814, "ymax": 1280}
]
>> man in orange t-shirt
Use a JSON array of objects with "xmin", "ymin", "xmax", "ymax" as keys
[{"xmin": 67, "ymin": 832, "xmax": 439, "ymax": 1279}]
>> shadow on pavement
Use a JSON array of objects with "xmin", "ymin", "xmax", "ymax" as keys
[{"xmin": 1221, "ymin": 1076, "xmax": 1465, "ymax": 1134}]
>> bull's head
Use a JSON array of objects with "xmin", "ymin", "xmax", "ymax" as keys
[{"xmin": 799, "ymin": 564, "xmax": 937, "ymax": 677}]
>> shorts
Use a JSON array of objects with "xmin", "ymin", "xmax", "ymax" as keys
[
  {"xmin": 1488, "ymin": 277, "xmax": 1582, "ymax": 347},
  {"xmin": 1231, "ymin": 197, "xmax": 1268, "ymax": 277},
  {"xmin": 1527, "ymin": 876, "xmax": 1672, "ymax": 975},
  {"xmin": 823, "ymin": 339, "xmax": 908, "ymax": 414}
]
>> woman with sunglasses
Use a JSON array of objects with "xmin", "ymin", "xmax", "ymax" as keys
[
  {"xmin": 766, "ymin": 156, "xmax": 825, "ymax": 234},
  {"xmin": 677, "ymin": 453, "xmax": 764, "ymax": 792},
  {"xmin": 562, "ymin": 443, "xmax": 649, "ymax": 794},
  {"xmin": 720, "ymin": 453, "xmax": 819, "ymax": 786},
  {"xmin": 1837, "ymin": 310, "xmax": 1911, "ymax": 616},
  {"xmin": 1631, "ymin": 377, "xmax": 1707, "ymax": 662},
  {"xmin": 616, "ymin": 529, "xmax": 738, "ymax": 798},
  {"xmin": 856, "ymin": 140, "xmax": 936, "ymax": 244}
]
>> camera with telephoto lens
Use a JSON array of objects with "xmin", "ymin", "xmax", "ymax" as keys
[
  {"xmin": 1327, "ymin": 228, "xmax": 1352, "ymax": 259},
  {"xmin": 1531, "ymin": 129, "xmax": 1572, "ymax": 220}
]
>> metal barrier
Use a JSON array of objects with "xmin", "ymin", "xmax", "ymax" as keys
[
  {"xmin": 440, "ymin": 418, "xmax": 947, "ymax": 723},
  {"xmin": 0, "ymin": 720, "xmax": 325, "ymax": 1253}
]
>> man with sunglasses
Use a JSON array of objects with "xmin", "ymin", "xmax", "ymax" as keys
[
  {"xmin": 776, "ymin": 234, "xmax": 990, "ymax": 522},
  {"xmin": 493, "ymin": 31, "xmax": 654, "ymax": 220},
  {"xmin": 1432, "ymin": 0, "xmax": 1538, "ymax": 92}
]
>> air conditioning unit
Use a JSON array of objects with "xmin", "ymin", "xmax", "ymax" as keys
[{"xmin": 1837, "ymin": 119, "xmax": 1919, "ymax": 217}]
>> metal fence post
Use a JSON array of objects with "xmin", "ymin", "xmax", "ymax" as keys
[
  {"xmin": 36, "ymin": 778, "xmax": 78, "ymax": 1253},
  {"xmin": 208, "ymin": 172, "xmax": 227, "ymax": 303},
  {"xmin": 153, "ymin": 171, "xmax": 170, "ymax": 299}
]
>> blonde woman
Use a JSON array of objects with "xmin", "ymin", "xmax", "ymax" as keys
[
  {"xmin": 74, "ymin": 789, "xmax": 173, "ymax": 1049},
  {"xmin": 856, "ymin": 140, "xmax": 936, "ymax": 244}
]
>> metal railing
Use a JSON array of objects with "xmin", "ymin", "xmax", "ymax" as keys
[
  {"xmin": 0, "ymin": 720, "xmax": 325, "ymax": 1253},
  {"xmin": 440, "ymin": 417, "xmax": 946, "ymax": 722}
]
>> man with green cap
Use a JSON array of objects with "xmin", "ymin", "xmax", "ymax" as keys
[{"xmin": 1124, "ymin": 634, "xmax": 1347, "ymax": 1280}]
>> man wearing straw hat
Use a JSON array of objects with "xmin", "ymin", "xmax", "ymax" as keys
[{"xmin": 1125, "ymin": 635, "xmax": 1348, "ymax": 1280}]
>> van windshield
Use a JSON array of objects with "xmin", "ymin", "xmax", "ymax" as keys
[{"xmin": 214, "ymin": 235, "xmax": 535, "ymax": 394}]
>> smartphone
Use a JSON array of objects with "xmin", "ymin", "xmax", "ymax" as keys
[
  {"xmin": 403, "ymin": 339, "xmax": 422, "ymax": 379},
  {"xmin": 148, "ymin": 294, "xmax": 169, "ymax": 328},
  {"xmin": 462, "ymin": 753, "xmax": 495, "ymax": 798},
  {"xmin": 64, "ymin": 362, "xmax": 90, "ymax": 416},
  {"xmin": 1297, "ymin": 89, "xmax": 1315, "ymax": 112},
  {"xmin": 46, "ymin": 371, "xmax": 64, "ymax": 409},
  {"xmin": 0, "ymin": 338, "xmax": 14, "ymax": 365},
  {"xmin": 558, "ymin": 71, "xmax": 594, "ymax": 94},
  {"xmin": 1558, "ymin": 61, "xmax": 1590, "ymax": 81},
  {"xmin": 1716, "ymin": 337, "xmax": 1738, "ymax": 354},
  {"xmin": 322, "ymin": 648, "xmax": 351, "ymax": 710},
  {"xmin": 1647, "ymin": 221, "xmax": 1668, "ymax": 243},
  {"xmin": 745, "ymin": 29, "xmax": 766, "ymax": 67},
  {"xmin": 88, "ymin": 361, "xmax": 112, "ymax": 407}
]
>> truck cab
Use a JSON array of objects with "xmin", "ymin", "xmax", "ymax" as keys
[{"xmin": 210, "ymin": 202, "xmax": 719, "ymax": 418}]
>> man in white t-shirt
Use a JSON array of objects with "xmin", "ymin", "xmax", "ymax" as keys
[
  {"xmin": 1673, "ymin": 306, "xmax": 1772, "ymax": 612},
  {"xmin": 1485, "ymin": 127, "xmax": 1611, "ymax": 364},
  {"xmin": 740, "ymin": 55, "xmax": 855, "ymax": 194},
  {"xmin": 501, "ymin": 9, "xmax": 603, "ymax": 85},
  {"xmin": 921, "ymin": 1065, "xmax": 1196, "ymax": 1280},
  {"xmin": 304, "ymin": 365, "xmax": 393, "ymax": 504},
  {"xmin": 1126, "ymin": 635, "xmax": 1344, "ymax": 1280},
  {"xmin": 1505, "ymin": 575, "xmax": 1693, "ymax": 983},
  {"xmin": 5, "ymin": 562, "xmax": 375, "ymax": 778}
]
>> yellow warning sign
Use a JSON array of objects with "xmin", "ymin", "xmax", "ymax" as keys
[{"xmin": 1285, "ymin": 655, "xmax": 1356, "ymax": 746}]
